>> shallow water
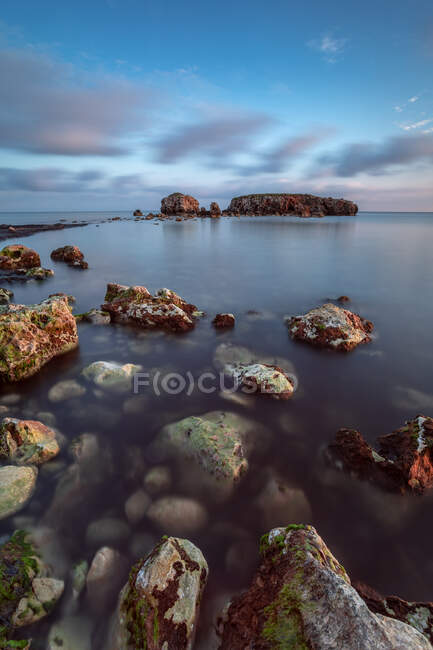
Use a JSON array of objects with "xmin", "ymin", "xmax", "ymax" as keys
[{"xmin": 1, "ymin": 211, "xmax": 433, "ymax": 648}]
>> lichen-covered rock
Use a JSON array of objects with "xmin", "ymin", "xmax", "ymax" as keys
[
  {"xmin": 82, "ymin": 361, "xmax": 141, "ymax": 393},
  {"xmin": 0, "ymin": 466, "xmax": 38, "ymax": 519},
  {"xmin": 0, "ymin": 417, "xmax": 59, "ymax": 465},
  {"xmin": 110, "ymin": 536, "xmax": 208, "ymax": 650},
  {"xmin": 218, "ymin": 525, "xmax": 432, "ymax": 649},
  {"xmin": 161, "ymin": 192, "xmax": 200, "ymax": 215},
  {"xmin": 25, "ymin": 267, "xmax": 54, "ymax": 280},
  {"xmin": 0, "ymin": 245, "xmax": 41, "ymax": 270},
  {"xmin": 0, "ymin": 530, "xmax": 64, "ymax": 644},
  {"xmin": 228, "ymin": 193, "xmax": 358, "ymax": 217},
  {"xmin": 147, "ymin": 496, "xmax": 208, "ymax": 535},
  {"xmin": 101, "ymin": 283, "xmax": 198, "ymax": 332},
  {"xmin": 0, "ymin": 296, "xmax": 78, "ymax": 382},
  {"xmin": 213, "ymin": 313, "xmax": 235, "ymax": 328},
  {"xmin": 288, "ymin": 303, "xmax": 373, "ymax": 351},
  {"xmin": 231, "ymin": 363, "xmax": 294, "ymax": 400},
  {"xmin": 50, "ymin": 245, "xmax": 88, "ymax": 269},
  {"xmin": 327, "ymin": 415, "xmax": 433, "ymax": 494},
  {"xmin": 0, "ymin": 288, "xmax": 13, "ymax": 304}
]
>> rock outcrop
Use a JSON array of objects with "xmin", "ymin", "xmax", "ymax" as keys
[
  {"xmin": 0, "ymin": 417, "xmax": 59, "ymax": 465},
  {"xmin": 218, "ymin": 524, "xmax": 432, "ymax": 649},
  {"xmin": 110, "ymin": 536, "xmax": 208, "ymax": 650},
  {"xmin": 51, "ymin": 245, "xmax": 88, "ymax": 269},
  {"xmin": 0, "ymin": 244, "xmax": 41, "ymax": 270},
  {"xmin": 25, "ymin": 266, "xmax": 54, "ymax": 280},
  {"xmin": 0, "ymin": 295, "xmax": 78, "ymax": 382},
  {"xmin": 288, "ymin": 303, "xmax": 373, "ymax": 351},
  {"xmin": 327, "ymin": 415, "xmax": 433, "ymax": 494},
  {"xmin": 161, "ymin": 192, "xmax": 200, "ymax": 215},
  {"xmin": 227, "ymin": 193, "xmax": 358, "ymax": 217},
  {"xmin": 210, "ymin": 201, "xmax": 221, "ymax": 217},
  {"xmin": 101, "ymin": 283, "xmax": 199, "ymax": 332}
]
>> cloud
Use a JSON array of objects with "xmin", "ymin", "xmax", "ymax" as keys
[
  {"xmin": 307, "ymin": 34, "xmax": 348, "ymax": 62},
  {"xmin": 408, "ymin": 96, "xmax": 419, "ymax": 103},
  {"xmin": 400, "ymin": 119, "xmax": 433, "ymax": 131},
  {"xmin": 315, "ymin": 132, "xmax": 433, "ymax": 177},
  {"xmin": 394, "ymin": 106, "xmax": 403, "ymax": 112},
  {"xmin": 0, "ymin": 47, "xmax": 156, "ymax": 156}
]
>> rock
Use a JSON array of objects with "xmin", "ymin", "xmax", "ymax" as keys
[
  {"xmin": 49, "ymin": 292, "xmax": 76, "ymax": 305},
  {"xmin": 327, "ymin": 415, "xmax": 433, "ymax": 494},
  {"xmin": 0, "ymin": 244, "xmax": 41, "ymax": 270},
  {"xmin": 133, "ymin": 209, "xmax": 143, "ymax": 216},
  {"xmin": 147, "ymin": 496, "xmax": 208, "ymax": 535},
  {"xmin": 161, "ymin": 192, "xmax": 200, "ymax": 215},
  {"xmin": 338, "ymin": 295, "xmax": 350, "ymax": 302},
  {"xmin": 255, "ymin": 471, "xmax": 313, "ymax": 530},
  {"xmin": 86, "ymin": 546, "xmax": 128, "ymax": 614},
  {"xmin": 143, "ymin": 465, "xmax": 172, "ymax": 495},
  {"xmin": 25, "ymin": 266, "xmax": 54, "ymax": 280},
  {"xmin": 110, "ymin": 536, "xmax": 208, "ymax": 649},
  {"xmin": 231, "ymin": 363, "xmax": 294, "ymax": 400},
  {"xmin": 354, "ymin": 580, "xmax": 433, "ymax": 644},
  {"xmin": 124, "ymin": 489, "xmax": 151, "ymax": 524},
  {"xmin": 70, "ymin": 559, "xmax": 88, "ymax": 600},
  {"xmin": 0, "ymin": 287, "xmax": 13, "ymax": 304},
  {"xmin": 214, "ymin": 342, "xmax": 295, "ymax": 377},
  {"xmin": 227, "ymin": 193, "xmax": 358, "ymax": 217},
  {"xmin": 0, "ymin": 530, "xmax": 64, "ymax": 642},
  {"xmin": 82, "ymin": 360, "xmax": 141, "ymax": 393},
  {"xmin": 48, "ymin": 379, "xmax": 86, "ymax": 402},
  {"xmin": 213, "ymin": 313, "xmax": 235, "ymax": 328},
  {"xmin": 79, "ymin": 308, "xmax": 111, "ymax": 325},
  {"xmin": 219, "ymin": 525, "xmax": 432, "ymax": 649},
  {"xmin": 0, "ymin": 295, "xmax": 78, "ymax": 382},
  {"xmin": 101, "ymin": 283, "xmax": 199, "ymax": 332},
  {"xmin": 51, "ymin": 245, "xmax": 88, "ymax": 269},
  {"xmin": 86, "ymin": 517, "xmax": 131, "ymax": 548},
  {"xmin": 47, "ymin": 614, "xmax": 93, "ymax": 650},
  {"xmin": 0, "ymin": 417, "xmax": 59, "ymax": 465},
  {"xmin": 0, "ymin": 465, "xmax": 37, "ymax": 519},
  {"xmin": 210, "ymin": 201, "xmax": 221, "ymax": 217},
  {"xmin": 288, "ymin": 302, "xmax": 373, "ymax": 351}
]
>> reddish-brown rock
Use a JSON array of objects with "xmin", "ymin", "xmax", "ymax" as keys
[
  {"xmin": 161, "ymin": 192, "xmax": 199, "ymax": 215},
  {"xmin": 0, "ymin": 245, "xmax": 40, "ymax": 270},
  {"xmin": 210, "ymin": 202, "xmax": 221, "ymax": 217},
  {"xmin": 228, "ymin": 193, "xmax": 358, "ymax": 217},
  {"xmin": 50, "ymin": 245, "xmax": 88, "ymax": 269},
  {"xmin": 213, "ymin": 313, "xmax": 235, "ymax": 328}
]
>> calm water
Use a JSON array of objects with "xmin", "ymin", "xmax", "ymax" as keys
[{"xmin": 1, "ymin": 211, "xmax": 433, "ymax": 648}]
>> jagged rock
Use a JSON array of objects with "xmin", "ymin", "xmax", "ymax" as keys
[
  {"xmin": 210, "ymin": 202, "xmax": 221, "ymax": 217},
  {"xmin": 110, "ymin": 536, "xmax": 208, "ymax": 649},
  {"xmin": 82, "ymin": 361, "xmax": 141, "ymax": 393},
  {"xmin": 101, "ymin": 283, "xmax": 198, "ymax": 332},
  {"xmin": 0, "ymin": 417, "xmax": 59, "ymax": 465},
  {"xmin": 48, "ymin": 379, "xmax": 86, "ymax": 402},
  {"xmin": 288, "ymin": 303, "xmax": 373, "ymax": 351},
  {"xmin": 228, "ymin": 193, "xmax": 358, "ymax": 217},
  {"xmin": 0, "ymin": 465, "xmax": 38, "ymax": 519},
  {"xmin": 0, "ymin": 296, "xmax": 78, "ymax": 382},
  {"xmin": 0, "ymin": 287, "xmax": 13, "ymax": 304},
  {"xmin": 25, "ymin": 266, "xmax": 54, "ymax": 280},
  {"xmin": 218, "ymin": 525, "xmax": 432, "ymax": 649},
  {"xmin": 0, "ymin": 244, "xmax": 40, "ymax": 270},
  {"xmin": 327, "ymin": 415, "xmax": 433, "ymax": 494},
  {"xmin": 161, "ymin": 192, "xmax": 200, "ymax": 215},
  {"xmin": 213, "ymin": 313, "xmax": 235, "ymax": 328},
  {"xmin": 147, "ymin": 496, "xmax": 208, "ymax": 535},
  {"xmin": 51, "ymin": 245, "xmax": 88, "ymax": 269}
]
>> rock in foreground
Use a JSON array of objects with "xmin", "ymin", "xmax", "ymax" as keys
[
  {"xmin": 0, "ymin": 244, "xmax": 41, "ymax": 270},
  {"xmin": 0, "ymin": 417, "xmax": 59, "ymax": 465},
  {"xmin": 101, "ymin": 283, "xmax": 198, "ymax": 332},
  {"xmin": 227, "ymin": 193, "xmax": 358, "ymax": 217},
  {"xmin": 110, "ymin": 536, "xmax": 208, "ymax": 650},
  {"xmin": 327, "ymin": 415, "xmax": 433, "ymax": 494},
  {"xmin": 288, "ymin": 302, "xmax": 373, "ymax": 351},
  {"xmin": 161, "ymin": 192, "xmax": 200, "ymax": 215},
  {"xmin": 218, "ymin": 524, "xmax": 432, "ymax": 649},
  {"xmin": 0, "ymin": 296, "xmax": 78, "ymax": 382}
]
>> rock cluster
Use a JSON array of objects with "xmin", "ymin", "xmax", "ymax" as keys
[
  {"xmin": 226, "ymin": 193, "xmax": 358, "ymax": 217},
  {"xmin": 51, "ymin": 245, "xmax": 88, "ymax": 269}
]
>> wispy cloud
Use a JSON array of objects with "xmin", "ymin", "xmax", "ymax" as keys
[
  {"xmin": 400, "ymin": 118, "xmax": 433, "ymax": 131},
  {"xmin": 408, "ymin": 96, "xmax": 419, "ymax": 103},
  {"xmin": 307, "ymin": 34, "xmax": 348, "ymax": 63}
]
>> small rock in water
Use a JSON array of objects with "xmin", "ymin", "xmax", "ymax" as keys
[
  {"xmin": 124, "ymin": 489, "xmax": 151, "ymax": 524},
  {"xmin": 0, "ymin": 287, "xmax": 13, "ymax": 304},
  {"xmin": 0, "ymin": 465, "xmax": 38, "ymax": 519},
  {"xmin": 48, "ymin": 379, "xmax": 86, "ymax": 403},
  {"xmin": 213, "ymin": 313, "xmax": 235, "ymax": 328},
  {"xmin": 255, "ymin": 471, "xmax": 313, "ymax": 530},
  {"xmin": 79, "ymin": 308, "xmax": 111, "ymax": 325},
  {"xmin": 143, "ymin": 465, "xmax": 172, "ymax": 495},
  {"xmin": 86, "ymin": 546, "xmax": 128, "ymax": 614},
  {"xmin": 86, "ymin": 517, "xmax": 131, "ymax": 548},
  {"xmin": 147, "ymin": 496, "xmax": 208, "ymax": 535},
  {"xmin": 0, "ymin": 417, "xmax": 60, "ymax": 465},
  {"xmin": 82, "ymin": 360, "xmax": 142, "ymax": 393}
]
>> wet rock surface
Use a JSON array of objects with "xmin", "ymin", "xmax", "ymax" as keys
[
  {"xmin": 288, "ymin": 302, "xmax": 373, "ymax": 351},
  {"xmin": 0, "ymin": 295, "xmax": 78, "ymax": 382},
  {"xmin": 227, "ymin": 193, "xmax": 358, "ymax": 217}
]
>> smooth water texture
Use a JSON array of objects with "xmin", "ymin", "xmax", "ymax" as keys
[{"xmin": 1, "ymin": 211, "xmax": 433, "ymax": 648}]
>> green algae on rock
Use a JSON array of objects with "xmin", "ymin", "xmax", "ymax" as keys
[
  {"xmin": 0, "ymin": 296, "xmax": 78, "ymax": 382},
  {"xmin": 24, "ymin": 267, "xmax": 54, "ymax": 281},
  {"xmin": 109, "ymin": 536, "xmax": 208, "ymax": 650},
  {"xmin": 0, "ymin": 466, "xmax": 38, "ymax": 520},
  {"xmin": 0, "ymin": 418, "xmax": 59, "ymax": 466},
  {"xmin": 0, "ymin": 245, "xmax": 40, "ymax": 271}
]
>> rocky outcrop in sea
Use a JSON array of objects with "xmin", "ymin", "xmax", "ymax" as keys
[{"xmin": 226, "ymin": 193, "xmax": 358, "ymax": 217}]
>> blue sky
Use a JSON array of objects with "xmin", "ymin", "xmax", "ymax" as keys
[{"xmin": 0, "ymin": 0, "xmax": 432, "ymax": 211}]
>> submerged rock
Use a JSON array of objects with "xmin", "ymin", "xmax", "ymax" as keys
[
  {"xmin": 219, "ymin": 525, "xmax": 432, "ymax": 649},
  {"xmin": 78, "ymin": 308, "xmax": 111, "ymax": 325},
  {"xmin": 101, "ymin": 283, "xmax": 199, "ymax": 332},
  {"xmin": 86, "ymin": 546, "xmax": 128, "ymax": 614},
  {"xmin": 110, "ymin": 536, "xmax": 208, "ymax": 649},
  {"xmin": 147, "ymin": 496, "xmax": 208, "ymax": 535},
  {"xmin": 0, "ymin": 465, "xmax": 37, "ymax": 519},
  {"xmin": 51, "ymin": 245, "xmax": 88, "ymax": 269},
  {"xmin": 47, "ymin": 614, "xmax": 93, "ymax": 650},
  {"xmin": 161, "ymin": 192, "xmax": 200, "ymax": 215},
  {"xmin": 0, "ymin": 295, "xmax": 78, "ymax": 382},
  {"xmin": 255, "ymin": 471, "xmax": 312, "ymax": 530},
  {"xmin": 124, "ymin": 489, "xmax": 151, "ymax": 524},
  {"xmin": 82, "ymin": 360, "xmax": 141, "ymax": 393},
  {"xmin": 143, "ymin": 465, "xmax": 172, "ymax": 495},
  {"xmin": 213, "ymin": 313, "xmax": 235, "ymax": 328},
  {"xmin": 0, "ymin": 244, "xmax": 40, "ymax": 270},
  {"xmin": 288, "ymin": 302, "xmax": 373, "ymax": 351},
  {"xmin": 0, "ymin": 287, "xmax": 13, "ymax": 304},
  {"xmin": 86, "ymin": 517, "xmax": 131, "ymax": 548},
  {"xmin": 327, "ymin": 415, "xmax": 433, "ymax": 494},
  {"xmin": 48, "ymin": 378, "xmax": 86, "ymax": 402},
  {"xmin": 0, "ymin": 417, "xmax": 59, "ymax": 465}
]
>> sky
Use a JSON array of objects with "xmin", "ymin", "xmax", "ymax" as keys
[{"xmin": 0, "ymin": 0, "xmax": 433, "ymax": 212}]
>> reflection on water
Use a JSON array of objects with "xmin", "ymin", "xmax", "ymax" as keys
[{"xmin": 1, "ymin": 212, "xmax": 433, "ymax": 648}]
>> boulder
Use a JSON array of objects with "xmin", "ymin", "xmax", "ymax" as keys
[
  {"xmin": 146, "ymin": 496, "xmax": 208, "ymax": 535},
  {"xmin": 133, "ymin": 209, "xmax": 143, "ymax": 216},
  {"xmin": 110, "ymin": 536, "xmax": 208, "ymax": 649},
  {"xmin": 50, "ymin": 245, "xmax": 88, "ymax": 269},
  {"xmin": 0, "ymin": 465, "xmax": 38, "ymax": 519},
  {"xmin": 101, "ymin": 283, "xmax": 198, "ymax": 332},
  {"xmin": 143, "ymin": 465, "xmax": 172, "ymax": 495},
  {"xmin": 161, "ymin": 192, "xmax": 199, "ymax": 215},
  {"xmin": 327, "ymin": 415, "xmax": 433, "ymax": 494},
  {"xmin": 0, "ymin": 417, "xmax": 59, "ymax": 465},
  {"xmin": 124, "ymin": 489, "xmax": 151, "ymax": 524},
  {"xmin": 218, "ymin": 525, "xmax": 432, "ymax": 649},
  {"xmin": 82, "ymin": 361, "xmax": 141, "ymax": 393},
  {"xmin": 288, "ymin": 303, "xmax": 373, "ymax": 351},
  {"xmin": 0, "ymin": 295, "xmax": 78, "ymax": 382},
  {"xmin": 213, "ymin": 313, "xmax": 235, "ymax": 328},
  {"xmin": 0, "ymin": 288, "xmax": 13, "ymax": 304},
  {"xmin": 0, "ymin": 244, "xmax": 40, "ymax": 270},
  {"xmin": 227, "ymin": 193, "xmax": 358, "ymax": 217}
]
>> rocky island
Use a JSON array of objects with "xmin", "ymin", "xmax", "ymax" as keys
[{"xmin": 226, "ymin": 193, "xmax": 358, "ymax": 217}]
